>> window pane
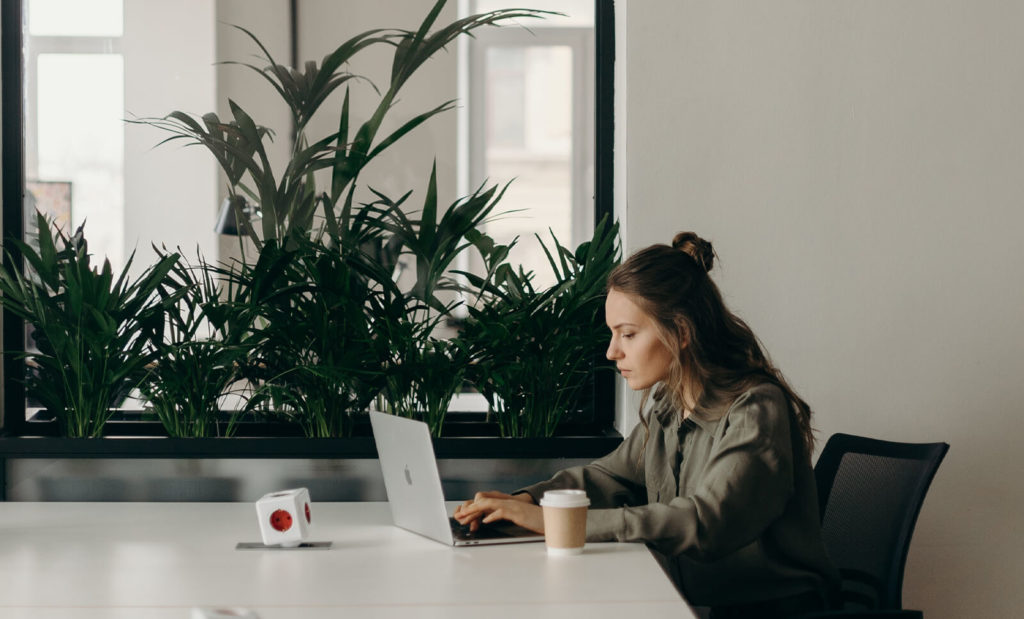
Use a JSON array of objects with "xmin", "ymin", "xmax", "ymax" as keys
[
  {"xmin": 486, "ymin": 47, "xmax": 525, "ymax": 148},
  {"xmin": 35, "ymin": 53, "xmax": 125, "ymax": 268},
  {"xmin": 483, "ymin": 45, "xmax": 573, "ymax": 289},
  {"xmin": 474, "ymin": 0, "xmax": 593, "ymax": 26},
  {"xmin": 28, "ymin": 0, "xmax": 124, "ymax": 36}
]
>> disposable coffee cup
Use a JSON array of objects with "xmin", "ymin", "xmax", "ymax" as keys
[{"xmin": 540, "ymin": 489, "xmax": 590, "ymax": 555}]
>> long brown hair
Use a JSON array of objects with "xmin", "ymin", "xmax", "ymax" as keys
[{"xmin": 607, "ymin": 232, "xmax": 816, "ymax": 455}]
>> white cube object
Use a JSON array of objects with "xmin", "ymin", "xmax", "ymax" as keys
[{"xmin": 255, "ymin": 487, "xmax": 312, "ymax": 547}]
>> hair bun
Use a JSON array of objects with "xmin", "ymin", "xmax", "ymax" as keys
[{"xmin": 671, "ymin": 232, "xmax": 715, "ymax": 273}]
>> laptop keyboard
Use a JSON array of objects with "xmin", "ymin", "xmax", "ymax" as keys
[{"xmin": 449, "ymin": 518, "xmax": 536, "ymax": 540}]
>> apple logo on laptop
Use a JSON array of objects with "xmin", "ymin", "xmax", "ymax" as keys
[{"xmin": 404, "ymin": 465, "xmax": 413, "ymax": 485}]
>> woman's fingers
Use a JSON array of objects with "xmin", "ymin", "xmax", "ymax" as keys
[
  {"xmin": 457, "ymin": 492, "xmax": 505, "ymax": 516},
  {"xmin": 482, "ymin": 507, "xmax": 504, "ymax": 524},
  {"xmin": 453, "ymin": 496, "xmax": 497, "ymax": 523},
  {"xmin": 454, "ymin": 493, "xmax": 543, "ymax": 531},
  {"xmin": 454, "ymin": 497, "xmax": 544, "ymax": 533},
  {"xmin": 477, "ymin": 500, "xmax": 542, "ymax": 533},
  {"xmin": 453, "ymin": 505, "xmax": 480, "ymax": 523}
]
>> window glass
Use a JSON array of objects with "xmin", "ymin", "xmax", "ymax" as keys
[
  {"xmin": 465, "ymin": 2, "xmax": 594, "ymax": 291},
  {"xmin": 474, "ymin": 0, "xmax": 593, "ymax": 26},
  {"xmin": 483, "ymin": 45, "xmax": 574, "ymax": 287},
  {"xmin": 12, "ymin": 1, "xmax": 606, "ymax": 423},
  {"xmin": 28, "ymin": 0, "xmax": 123, "ymax": 36},
  {"xmin": 35, "ymin": 53, "xmax": 125, "ymax": 266}
]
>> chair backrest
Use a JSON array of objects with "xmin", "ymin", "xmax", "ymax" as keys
[{"xmin": 814, "ymin": 433, "xmax": 948, "ymax": 610}]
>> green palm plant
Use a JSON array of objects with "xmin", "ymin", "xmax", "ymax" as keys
[
  {"xmin": 319, "ymin": 2, "xmax": 557, "ymax": 243},
  {"xmin": 237, "ymin": 236, "xmax": 390, "ymax": 438},
  {"xmin": 380, "ymin": 334, "xmax": 469, "ymax": 438},
  {"xmin": 135, "ymin": 0, "xmax": 553, "ymax": 250},
  {"xmin": 138, "ymin": 251, "xmax": 253, "ymax": 438},
  {"xmin": 367, "ymin": 272, "xmax": 466, "ymax": 437},
  {"xmin": 372, "ymin": 161, "xmax": 511, "ymax": 313},
  {"xmin": 460, "ymin": 216, "xmax": 621, "ymax": 437},
  {"xmin": 0, "ymin": 213, "xmax": 182, "ymax": 437},
  {"xmin": 358, "ymin": 163, "xmax": 510, "ymax": 435},
  {"xmin": 124, "ymin": 1, "xmax": 588, "ymax": 437}
]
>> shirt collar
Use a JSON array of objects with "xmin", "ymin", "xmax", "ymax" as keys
[
  {"xmin": 652, "ymin": 402, "xmax": 717, "ymax": 432},
  {"xmin": 685, "ymin": 411, "xmax": 716, "ymax": 432}
]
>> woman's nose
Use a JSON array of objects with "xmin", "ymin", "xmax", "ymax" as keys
[{"xmin": 606, "ymin": 339, "xmax": 621, "ymax": 360}]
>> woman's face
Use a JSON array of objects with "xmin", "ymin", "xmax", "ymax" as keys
[{"xmin": 605, "ymin": 289, "xmax": 675, "ymax": 391}]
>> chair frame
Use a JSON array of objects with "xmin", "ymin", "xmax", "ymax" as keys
[{"xmin": 814, "ymin": 433, "xmax": 948, "ymax": 611}]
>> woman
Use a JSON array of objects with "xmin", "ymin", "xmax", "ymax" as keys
[{"xmin": 454, "ymin": 232, "xmax": 838, "ymax": 618}]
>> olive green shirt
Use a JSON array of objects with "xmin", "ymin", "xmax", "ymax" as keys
[{"xmin": 520, "ymin": 383, "xmax": 838, "ymax": 607}]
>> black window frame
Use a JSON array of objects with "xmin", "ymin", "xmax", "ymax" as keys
[{"xmin": 0, "ymin": 0, "xmax": 616, "ymax": 438}]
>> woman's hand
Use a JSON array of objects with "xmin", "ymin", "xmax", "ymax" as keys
[{"xmin": 453, "ymin": 491, "xmax": 544, "ymax": 533}]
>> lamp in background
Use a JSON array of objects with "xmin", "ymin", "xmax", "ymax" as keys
[{"xmin": 215, "ymin": 195, "xmax": 261, "ymax": 236}]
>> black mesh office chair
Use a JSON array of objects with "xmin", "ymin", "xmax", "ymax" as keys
[{"xmin": 796, "ymin": 433, "xmax": 948, "ymax": 619}]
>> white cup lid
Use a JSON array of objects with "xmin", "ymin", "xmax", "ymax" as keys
[{"xmin": 540, "ymin": 489, "xmax": 590, "ymax": 508}]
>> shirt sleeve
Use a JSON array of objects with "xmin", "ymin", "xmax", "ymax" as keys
[
  {"xmin": 517, "ymin": 420, "xmax": 649, "ymax": 509},
  {"xmin": 585, "ymin": 387, "xmax": 796, "ymax": 561}
]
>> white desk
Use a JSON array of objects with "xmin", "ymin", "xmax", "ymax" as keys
[{"xmin": 0, "ymin": 502, "xmax": 693, "ymax": 618}]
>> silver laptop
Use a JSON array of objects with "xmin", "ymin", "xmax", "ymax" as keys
[{"xmin": 369, "ymin": 411, "xmax": 545, "ymax": 546}]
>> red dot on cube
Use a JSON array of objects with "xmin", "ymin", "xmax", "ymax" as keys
[
  {"xmin": 270, "ymin": 509, "xmax": 293, "ymax": 532},
  {"xmin": 305, "ymin": 503, "xmax": 311, "ymax": 523}
]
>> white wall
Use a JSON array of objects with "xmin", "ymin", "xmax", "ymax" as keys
[
  {"xmin": 214, "ymin": 0, "xmax": 292, "ymax": 263},
  {"xmin": 621, "ymin": 1, "xmax": 1024, "ymax": 616},
  {"xmin": 123, "ymin": 0, "xmax": 218, "ymax": 273}
]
